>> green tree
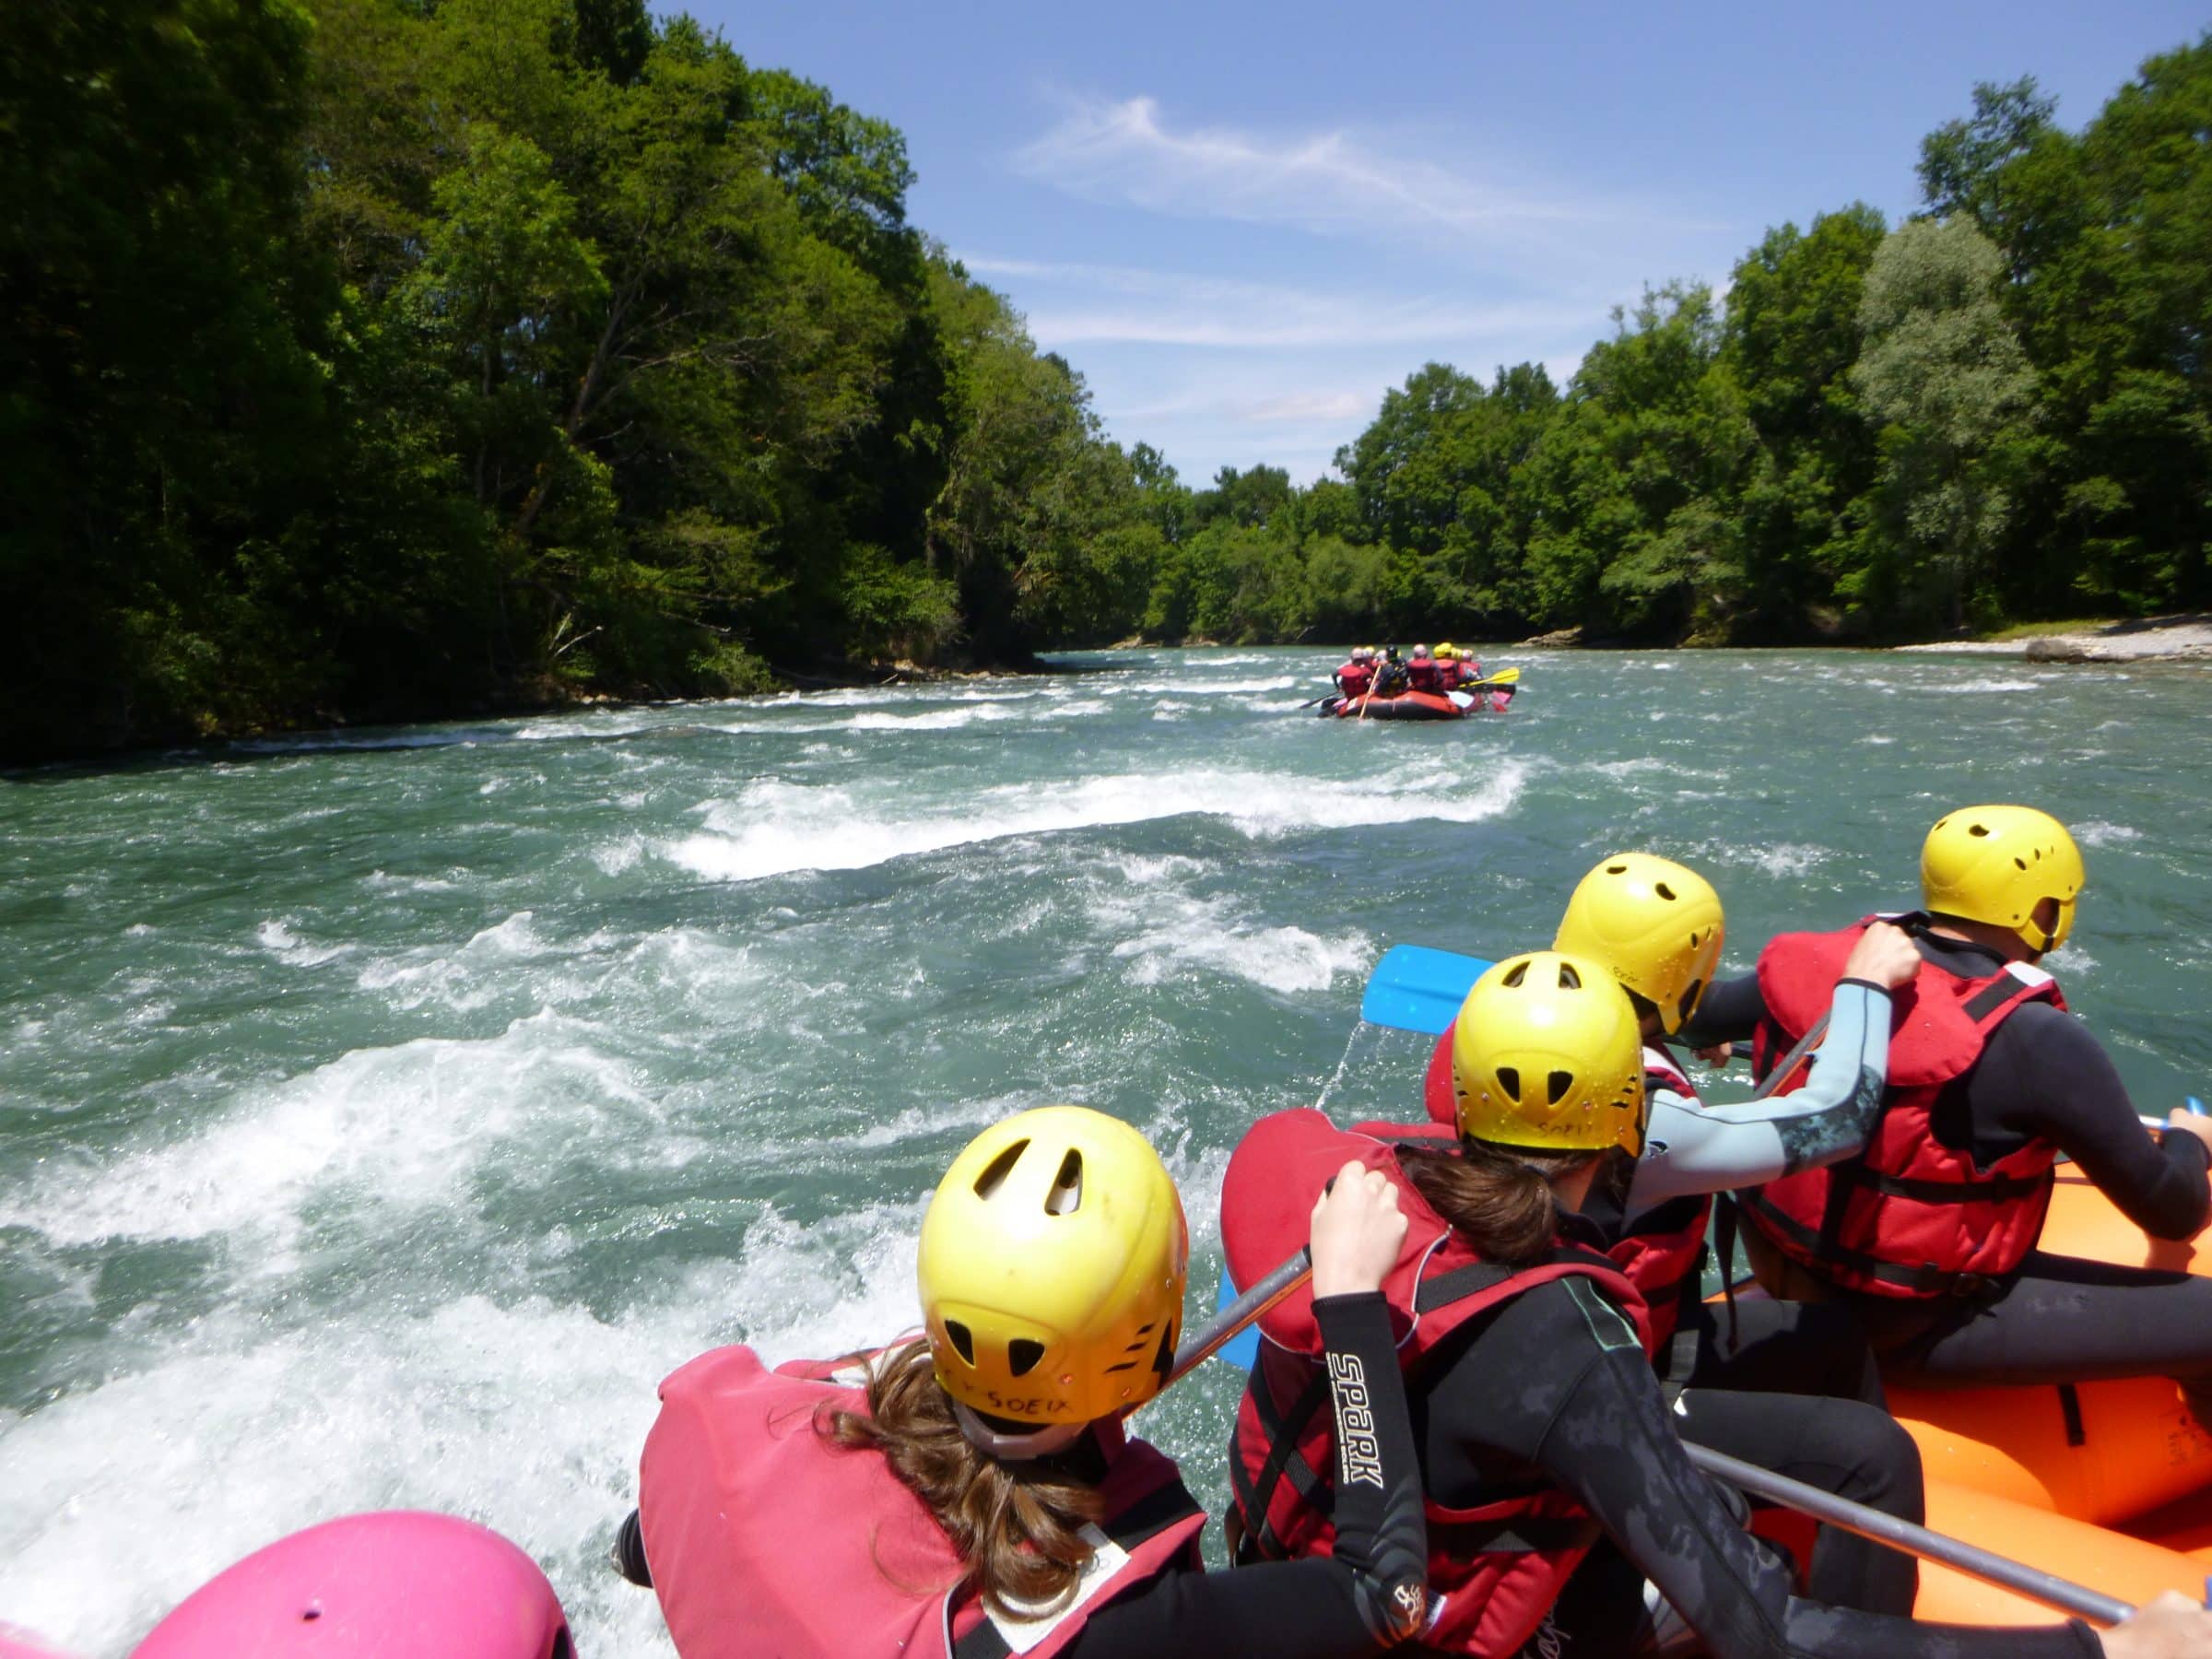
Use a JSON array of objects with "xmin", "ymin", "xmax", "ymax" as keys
[
  {"xmin": 1522, "ymin": 286, "xmax": 1748, "ymax": 637},
  {"xmin": 1853, "ymin": 218, "xmax": 2038, "ymax": 629},
  {"xmin": 1721, "ymin": 204, "xmax": 1888, "ymax": 634}
]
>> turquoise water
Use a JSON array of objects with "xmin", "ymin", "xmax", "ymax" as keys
[{"xmin": 3, "ymin": 646, "xmax": 2209, "ymax": 1653}]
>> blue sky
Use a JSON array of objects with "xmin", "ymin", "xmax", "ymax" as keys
[{"xmin": 680, "ymin": 1, "xmax": 2207, "ymax": 486}]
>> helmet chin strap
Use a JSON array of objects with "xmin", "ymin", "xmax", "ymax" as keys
[{"xmin": 952, "ymin": 1400, "xmax": 1088, "ymax": 1462}]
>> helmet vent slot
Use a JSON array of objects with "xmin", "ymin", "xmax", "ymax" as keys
[
  {"xmin": 1556, "ymin": 961, "xmax": 1583, "ymax": 989},
  {"xmin": 1606, "ymin": 863, "xmax": 1628, "ymax": 874},
  {"xmin": 946, "ymin": 1321, "xmax": 976, "ymax": 1365},
  {"xmin": 1502, "ymin": 960, "xmax": 1529, "ymax": 988},
  {"xmin": 1969, "ymin": 823, "xmax": 1990, "ymax": 837},
  {"xmin": 973, "ymin": 1141, "xmax": 1028, "ymax": 1199},
  {"xmin": 1045, "ymin": 1149, "xmax": 1084, "ymax": 1214},
  {"xmin": 1153, "ymin": 1325, "xmax": 1176, "ymax": 1381},
  {"xmin": 1547, "ymin": 1071, "xmax": 1575, "ymax": 1105},
  {"xmin": 1497, "ymin": 1065, "xmax": 1522, "ymax": 1100},
  {"xmin": 1007, "ymin": 1339, "xmax": 1045, "ymax": 1377},
  {"xmin": 2014, "ymin": 857, "xmax": 2028, "ymax": 871},
  {"xmin": 1654, "ymin": 882, "xmax": 1677, "ymax": 901}
]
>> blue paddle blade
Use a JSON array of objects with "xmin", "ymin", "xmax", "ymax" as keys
[
  {"xmin": 1359, "ymin": 944, "xmax": 1493, "ymax": 1035},
  {"xmin": 1212, "ymin": 1267, "xmax": 1260, "ymax": 1371},
  {"xmin": 1212, "ymin": 938, "xmax": 1497, "ymax": 1371}
]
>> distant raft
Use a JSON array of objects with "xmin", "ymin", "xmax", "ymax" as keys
[{"xmin": 1318, "ymin": 689, "xmax": 1470, "ymax": 720}]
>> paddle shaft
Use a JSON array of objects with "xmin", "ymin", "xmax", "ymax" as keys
[
  {"xmin": 1687, "ymin": 1443, "xmax": 2134, "ymax": 1625},
  {"xmin": 1164, "ymin": 1248, "xmax": 1312, "ymax": 1390},
  {"xmin": 1747, "ymin": 1014, "xmax": 1828, "ymax": 1101}
]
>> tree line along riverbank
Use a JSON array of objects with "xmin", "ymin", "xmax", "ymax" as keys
[{"xmin": 5, "ymin": 2, "xmax": 2207, "ymax": 762}]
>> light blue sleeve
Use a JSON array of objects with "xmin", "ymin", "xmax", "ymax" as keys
[{"xmin": 1624, "ymin": 981, "xmax": 1892, "ymax": 1217}]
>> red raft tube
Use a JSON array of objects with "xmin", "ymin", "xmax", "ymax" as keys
[{"xmin": 1320, "ymin": 689, "xmax": 1469, "ymax": 721}]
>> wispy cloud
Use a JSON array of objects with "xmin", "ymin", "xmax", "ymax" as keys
[
  {"xmin": 1012, "ymin": 95, "xmax": 1668, "ymax": 248},
  {"xmin": 959, "ymin": 256, "xmax": 1594, "ymax": 350}
]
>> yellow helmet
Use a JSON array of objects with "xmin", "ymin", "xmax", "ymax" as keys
[
  {"xmin": 1553, "ymin": 853, "xmax": 1725, "ymax": 1034},
  {"xmin": 1452, "ymin": 951, "xmax": 1645, "ymax": 1156},
  {"xmin": 1435, "ymin": 642, "xmax": 1458, "ymax": 660},
  {"xmin": 1922, "ymin": 806, "xmax": 2085, "ymax": 954},
  {"xmin": 917, "ymin": 1106, "xmax": 1188, "ymax": 1455}
]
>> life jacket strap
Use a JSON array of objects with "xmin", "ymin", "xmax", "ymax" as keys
[
  {"xmin": 1838, "ymin": 1164, "xmax": 2051, "ymax": 1204},
  {"xmin": 1651, "ymin": 1254, "xmax": 1710, "ymax": 1384},
  {"xmin": 1229, "ymin": 1366, "xmax": 1333, "ymax": 1566},
  {"xmin": 1737, "ymin": 1187, "xmax": 2008, "ymax": 1300}
]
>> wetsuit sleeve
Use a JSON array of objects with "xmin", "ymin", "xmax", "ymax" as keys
[
  {"xmin": 1626, "ymin": 981, "xmax": 1892, "ymax": 1214},
  {"xmin": 1429, "ymin": 1281, "xmax": 2099, "ymax": 1659},
  {"xmin": 1311, "ymin": 1292, "xmax": 1430, "ymax": 1643},
  {"xmin": 1678, "ymin": 970, "xmax": 1768, "ymax": 1049},
  {"xmin": 1064, "ymin": 1291, "xmax": 1427, "ymax": 1657},
  {"xmin": 1974, "ymin": 1005, "xmax": 2212, "ymax": 1240}
]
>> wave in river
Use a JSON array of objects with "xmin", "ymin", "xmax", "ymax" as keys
[{"xmin": 661, "ymin": 760, "xmax": 1527, "ymax": 884}]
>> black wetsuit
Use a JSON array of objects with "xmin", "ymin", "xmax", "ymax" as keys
[
  {"xmin": 1685, "ymin": 927, "xmax": 2212, "ymax": 1390},
  {"xmin": 1660, "ymin": 1284, "xmax": 1923, "ymax": 1615},
  {"xmin": 1417, "ymin": 1271, "xmax": 2099, "ymax": 1658},
  {"xmin": 616, "ymin": 1293, "xmax": 1430, "ymax": 1659}
]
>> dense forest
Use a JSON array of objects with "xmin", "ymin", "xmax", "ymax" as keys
[{"xmin": 4, "ymin": 4, "xmax": 2208, "ymax": 759}]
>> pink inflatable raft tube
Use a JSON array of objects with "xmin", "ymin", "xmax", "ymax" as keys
[{"xmin": 0, "ymin": 1511, "xmax": 571, "ymax": 1659}]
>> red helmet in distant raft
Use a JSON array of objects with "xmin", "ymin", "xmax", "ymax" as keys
[{"xmin": 131, "ymin": 1512, "xmax": 570, "ymax": 1659}]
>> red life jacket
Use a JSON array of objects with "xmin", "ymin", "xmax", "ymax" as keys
[
  {"xmin": 1221, "ymin": 1109, "xmax": 1653, "ymax": 1657},
  {"xmin": 1406, "ymin": 658, "xmax": 1444, "ymax": 693},
  {"xmin": 1335, "ymin": 660, "xmax": 1373, "ymax": 697},
  {"xmin": 638, "ymin": 1345, "xmax": 1205, "ymax": 1659},
  {"xmin": 1736, "ymin": 919, "xmax": 2067, "ymax": 1300},
  {"xmin": 1610, "ymin": 1046, "xmax": 1712, "ymax": 1363},
  {"xmin": 1421, "ymin": 1027, "xmax": 1707, "ymax": 1360},
  {"xmin": 1455, "ymin": 660, "xmax": 1483, "ymax": 687}
]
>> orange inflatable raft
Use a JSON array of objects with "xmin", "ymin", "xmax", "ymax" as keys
[{"xmin": 1744, "ymin": 1168, "xmax": 2212, "ymax": 1626}]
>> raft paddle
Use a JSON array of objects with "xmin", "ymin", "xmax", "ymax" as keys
[
  {"xmin": 1163, "ymin": 1247, "xmax": 1312, "ymax": 1390},
  {"xmin": 1357, "ymin": 941, "xmax": 1824, "ymax": 1103},
  {"xmin": 1359, "ymin": 944, "xmax": 1494, "ymax": 1036},
  {"xmin": 1687, "ymin": 1443, "xmax": 2134, "ymax": 1625}
]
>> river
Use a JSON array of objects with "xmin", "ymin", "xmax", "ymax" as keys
[{"xmin": 3, "ymin": 645, "xmax": 2208, "ymax": 1654}]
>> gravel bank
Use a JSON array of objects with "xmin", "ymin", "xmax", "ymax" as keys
[{"xmin": 1895, "ymin": 616, "xmax": 2212, "ymax": 663}]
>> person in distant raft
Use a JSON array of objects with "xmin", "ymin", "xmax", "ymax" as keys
[
  {"xmin": 1371, "ymin": 647, "xmax": 1411, "ymax": 699},
  {"xmin": 1333, "ymin": 647, "xmax": 1376, "ymax": 702},
  {"xmin": 618, "ymin": 1105, "xmax": 1431, "ymax": 1659},
  {"xmin": 1401, "ymin": 856, "xmax": 1930, "ymax": 1614},
  {"xmin": 1405, "ymin": 644, "xmax": 1445, "ymax": 695},
  {"xmin": 1435, "ymin": 643, "xmax": 1483, "ymax": 686},
  {"xmin": 1685, "ymin": 805, "xmax": 2212, "ymax": 1413},
  {"xmin": 1220, "ymin": 952, "xmax": 2212, "ymax": 1659}
]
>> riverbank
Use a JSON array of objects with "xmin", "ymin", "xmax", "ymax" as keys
[{"xmin": 1892, "ymin": 616, "xmax": 2212, "ymax": 663}]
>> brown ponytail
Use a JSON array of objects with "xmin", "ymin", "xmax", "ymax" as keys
[
  {"xmin": 819, "ymin": 1338, "xmax": 1105, "ymax": 1618},
  {"xmin": 1397, "ymin": 1139, "xmax": 1600, "ymax": 1265}
]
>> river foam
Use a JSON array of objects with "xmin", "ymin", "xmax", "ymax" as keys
[{"xmin": 664, "ymin": 760, "xmax": 1527, "ymax": 885}]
